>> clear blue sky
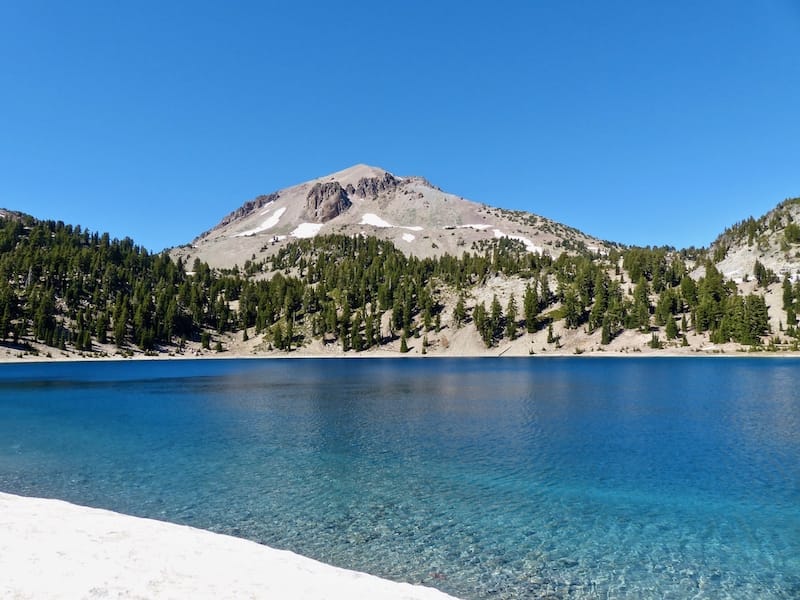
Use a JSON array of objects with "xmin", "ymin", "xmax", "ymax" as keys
[{"xmin": 1, "ymin": 1, "xmax": 798, "ymax": 252}]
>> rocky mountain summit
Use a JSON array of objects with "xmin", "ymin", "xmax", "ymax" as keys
[{"xmin": 175, "ymin": 164, "xmax": 611, "ymax": 269}]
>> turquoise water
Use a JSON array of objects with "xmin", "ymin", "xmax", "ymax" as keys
[{"xmin": 1, "ymin": 357, "xmax": 799, "ymax": 599}]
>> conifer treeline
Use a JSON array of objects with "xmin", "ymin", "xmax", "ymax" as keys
[
  {"xmin": 0, "ymin": 216, "xmax": 205, "ymax": 350},
  {"xmin": 1, "ymin": 214, "xmax": 796, "ymax": 354}
]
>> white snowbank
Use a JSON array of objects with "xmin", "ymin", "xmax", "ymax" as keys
[
  {"xmin": 291, "ymin": 222, "xmax": 324, "ymax": 239},
  {"xmin": 402, "ymin": 233, "xmax": 416, "ymax": 243},
  {"xmin": 493, "ymin": 229, "xmax": 543, "ymax": 254},
  {"xmin": 0, "ymin": 492, "xmax": 460, "ymax": 600},
  {"xmin": 457, "ymin": 224, "xmax": 492, "ymax": 231},
  {"xmin": 359, "ymin": 213, "xmax": 422, "ymax": 232},
  {"xmin": 235, "ymin": 207, "xmax": 287, "ymax": 237},
  {"xmin": 360, "ymin": 213, "xmax": 393, "ymax": 228},
  {"xmin": 259, "ymin": 201, "xmax": 276, "ymax": 215}
]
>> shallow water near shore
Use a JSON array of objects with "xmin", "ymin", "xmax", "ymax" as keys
[{"xmin": 1, "ymin": 357, "xmax": 799, "ymax": 599}]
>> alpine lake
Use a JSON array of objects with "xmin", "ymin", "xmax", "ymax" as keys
[{"xmin": 1, "ymin": 357, "xmax": 798, "ymax": 599}]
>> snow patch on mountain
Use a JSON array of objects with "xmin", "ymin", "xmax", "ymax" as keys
[
  {"xmin": 360, "ymin": 213, "xmax": 423, "ymax": 232},
  {"xmin": 291, "ymin": 223, "xmax": 324, "ymax": 239},
  {"xmin": 235, "ymin": 207, "xmax": 286, "ymax": 237},
  {"xmin": 493, "ymin": 229, "xmax": 542, "ymax": 254},
  {"xmin": 360, "ymin": 213, "xmax": 393, "ymax": 228}
]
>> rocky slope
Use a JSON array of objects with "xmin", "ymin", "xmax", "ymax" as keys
[
  {"xmin": 173, "ymin": 164, "xmax": 613, "ymax": 269},
  {"xmin": 705, "ymin": 197, "xmax": 800, "ymax": 284}
]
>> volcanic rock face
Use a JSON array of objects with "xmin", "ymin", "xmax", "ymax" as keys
[
  {"xmin": 346, "ymin": 173, "xmax": 399, "ymax": 199},
  {"xmin": 305, "ymin": 182, "xmax": 352, "ymax": 222},
  {"xmin": 199, "ymin": 193, "xmax": 280, "ymax": 239}
]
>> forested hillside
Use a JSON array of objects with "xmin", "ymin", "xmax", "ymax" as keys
[
  {"xmin": 1, "ymin": 211, "xmax": 799, "ymax": 358},
  {"xmin": 0, "ymin": 215, "xmax": 201, "ymax": 353}
]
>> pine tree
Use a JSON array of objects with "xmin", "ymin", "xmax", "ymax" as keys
[
  {"xmin": 744, "ymin": 294, "xmax": 769, "ymax": 343},
  {"xmin": 523, "ymin": 283, "xmax": 538, "ymax": 333},
  {"xmin": 0, "ymin": 302, "xmax": 10, "ymax": 340},
  {"xmin": 95, "ymin": 311, "xmax": 108, "ymax": 344},
  {"xmin": 505, "ymin": 296, "xmax": 518, "ymax": 339},
  {"xmin": 79, "ymin": 329, "xmax": 92, "ymax": 351},
  {"xmin": 271, "ymin": 323, "xmax": 283, "ymax": 351},
  {"xmin": 114, "ymin": 305, "xmax": 128, "ymax": 347},
  {"xmin": 453, "ymin": 294, "xmax": 467, "ymax": 328},
  {"xmin": 490, "ymin": 295, "xmax": 503, "ymax": 340},
  {"xmin": 473, "ymin": 301, "xmax": 486, "ymax": 339},
  {"xmin": 563, "ymin": 287, "xmax": 581, "ymax": 328},
  {"xmin": 665, "ymin": 316, "xmax": 678, "ymax": 340},
  {"xmin": 539, "ymin": 275, "xmax": 552, "ymax": 307},
  {"xmin": 783, "ymin": 276, "xmax": 794, "ymax": 311},
  {"xmin": 633, "ymin": 277, "xmax": 650, "ymax": 332},
  {"xmin": 601, "ymin": 317, "xmax": 611, "ymax": 345},
  {"xmin": 364, "ymin": 313, "xmax": 375, "ymax": 348},
  {"xmin": 754, "ymin": 260, "xmax": 766, "ymax": 287},
  {"xmin": 588, "ymin": 273, "xmax": 609, "ymax": 332},
  {"xmin": 392, "ymin": 297, "xmax": 404, "ymax": 332},
  {"xmin": 350, "ymin": 311, "xmax": 363, "ymax": 351},
  {"xmin": 680, "ymin": 275, "xmax": 698, "ymax": 307}
]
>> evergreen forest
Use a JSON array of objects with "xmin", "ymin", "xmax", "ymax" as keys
[{"xmin": 1, "ymin": 211, "xmax": 798, "ymax": 357}]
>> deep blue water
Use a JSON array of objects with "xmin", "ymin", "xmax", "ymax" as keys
[{"xmin": 1, "ymin": 357, "xmax": 799, "ymax": 599}]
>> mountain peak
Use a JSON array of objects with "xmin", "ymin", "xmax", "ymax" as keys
[
  {"xmin": 320, "ymin": 164, "xmax": 394, "ymax": 187},
  {"xmin": 178, "ymin": 164, "xmax": 610, "ymax": 269}
]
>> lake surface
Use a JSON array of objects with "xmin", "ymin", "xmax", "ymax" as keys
[{"xmin": 1, "ymin": 357, "xmax": 799, "ymax": 599}]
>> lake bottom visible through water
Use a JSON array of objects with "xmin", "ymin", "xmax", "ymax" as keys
[{"xmin": 1, "ymin": 357, "xmax": 798, "ymax": 599}]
